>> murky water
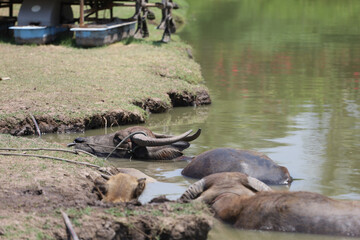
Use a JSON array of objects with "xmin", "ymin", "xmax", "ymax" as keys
[{"xmin": 43, "ymin": 0, "xmax": 360, "ymax": 239}]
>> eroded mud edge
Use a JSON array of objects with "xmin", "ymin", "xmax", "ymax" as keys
[
  {"xmin": 0, "ymin": 90, "xmax": 211, "ymax": 136},
  {"xmin": 58, "ymin": 202, "xmax": 213, "ymax": 240}
]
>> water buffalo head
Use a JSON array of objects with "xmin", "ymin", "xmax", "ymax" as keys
[
  {"xmin": 68, "ymin": 126, "xmax": 201, "ymax": 160},
  {"xmin": 94, "ymin": 173, "xmax": 146, "ymax": 203}
]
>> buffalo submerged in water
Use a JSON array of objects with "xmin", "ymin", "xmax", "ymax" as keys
[
  {"xmin": 180, "ymin": 172, "xmax": 360, "ymax": 237},
  {"xmin": 182, "ymin": 148, "xmax": 292, "ymax": 185},
  {"xmin": 68, "ymin": 126, "xmax": 201, "ymax": 160}
]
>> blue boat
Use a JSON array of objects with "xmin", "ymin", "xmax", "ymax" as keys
[
  {"xmin": 7, "ymin": 0, "xmax": 73, "ymax": 44},
  {"xmin": 71, "ymin": 20, "xmax": 137, "ymax": 47},
  {"xmin": 9, "ymin": 25, "xmax": 69, "ymax": 44}
]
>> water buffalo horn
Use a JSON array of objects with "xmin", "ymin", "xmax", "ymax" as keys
[
  {"xmin": 246, "ymin": 176, "xmax": 273, "ymax": 192},
  {"xmin": 153, "ymin": 129, "xmax": 201, "ymax": 142},
  {"xmin": 183, "ymin": 129, "xmax": 201, "ymax": 141},
  {"xmin": 180, "ymin": 179, "xmax": 205, "ymax": 202},
  {"xmin": 131, "ymin": 129, "xmax": 193, "ymax": 146}
]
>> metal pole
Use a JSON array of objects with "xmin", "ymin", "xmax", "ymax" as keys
[
  {"xmin": 80, "ymin": 0, "xmax": 84, "ymax": 26},
  {"xmin": 9, "ymin": 3, "xmax": 13, "ymax": 17},
  {"xmin": 95, "ymin": 0, "xmax": 98, "ymax": 20}
]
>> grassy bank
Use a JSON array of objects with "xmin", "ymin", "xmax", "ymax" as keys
[{"xmin": 0, "ymin": 0, "xmax": 210, "ymax": 135}]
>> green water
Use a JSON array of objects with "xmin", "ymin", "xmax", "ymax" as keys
[{"xmin": 42, "ymin": 1, "xmax": 360, "ymax": 238}]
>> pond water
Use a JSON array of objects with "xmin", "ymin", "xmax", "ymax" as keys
[{"xmin": 43, "ymin": 0, "xmax": 360, "ymax": 239}]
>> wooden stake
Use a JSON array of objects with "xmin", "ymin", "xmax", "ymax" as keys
[{"xmin": 80, "ymin": 0, "xmax": 84, "ymax": 27}]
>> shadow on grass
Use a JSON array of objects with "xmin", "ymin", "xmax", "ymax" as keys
[
  {"xmin": 0, "ymin": 32, "xmax": 166, "ymax": 49},
  {"xmin": 124, "ymin": 36, "xmax": 167, "ymax": 47},
  {"xmin": 0, "ymin": 31, "xmax": 79, "ymax": 47},
  {"xmin": 51, "ymin": 35, "xmax": 87, "ymax": 49},
  {"xmin": 0, "ymin": 33, "xmax": 15, "ymax": 44}
]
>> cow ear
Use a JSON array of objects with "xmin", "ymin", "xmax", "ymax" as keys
[
  {"xmin": 93, "ymin": 177, "xmax": 109, "ymax": 200},
  {"xmin": 113, "ymin": 133, "xmax": 122, "ymax": 145},
  {"xmin": 137, "ymin": 178, "xmax": 146, "ymax": 183},
  {"xmin": 133, "ymin": 178, "xmax": 146, "ymax": 198},
  {"xmin": 245, "ymin": 176, "xmax": 273, "ymax": 192},
  {"xmin": 148, "ymin": 148, "xmax": 183, "ymax": 160},
  {"xmin": 113, "ymin": 133, "xmax": 131, "ymax": 147}
]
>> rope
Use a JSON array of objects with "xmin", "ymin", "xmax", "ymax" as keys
[
  {"xmin": 0, "ymin": 152, "xmax": 101, "ymax": 168},
  {"xmin": 0, "ymin": 147, "xmax": 98, "ymax": 158},
  {"xmin": 61, "ymin": 211, "xmax": 79, "ymax": 240},
  {"xmin": 30, "ymin": 114, "xmax": 41, "ymax": 137},
  {"xmin": 82, "ymin": 143, "xmax": 128, "ymax": 150},
  {"xmin": 105, "ymin": 131, "xmax": 147, "ymax": 160}
]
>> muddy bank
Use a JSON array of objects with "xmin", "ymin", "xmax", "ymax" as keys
[
  {"xmin": 59, "ymin": 201, "xmax": 212, "ymax": 240},
  {"xmin": 0, "ymin": 135, "xmax": 213, "ymax": 239},
  {"xmin": 0, "ymin": 90, "xmax": 210, "ymax": 136},
  {"xmin": 0, "ymin": 109, "xmax": 145, "ymax": 136}
]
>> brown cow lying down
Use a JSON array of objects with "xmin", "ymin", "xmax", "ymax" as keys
[{"xmin": 180, "ymin": 172, "xmax": 360, "ymax": 237}]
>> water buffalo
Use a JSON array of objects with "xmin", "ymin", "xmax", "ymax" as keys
[
  {"xmin": 68, "ymin": 126, "xmax": 201, "ymax": 160},
  {"xmin": 94, "ymin": 173, "xmax": 147, "ymax": 203},
  {"xmin": 180, "ymin": 172, "xmax": 360, "ymax": 237},
  {"xmin": 181, "ymin": 148, "xmax": 292, "ymax": 185}
]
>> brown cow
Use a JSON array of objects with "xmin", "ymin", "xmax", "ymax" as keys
[{"xmin": 180, "ymin": 172, "xmax": 360, "ymax": 237}]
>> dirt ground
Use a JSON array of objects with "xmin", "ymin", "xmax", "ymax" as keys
[{"xmin": 0, "ymin": 135, "xmax": 213, "ymax": 239}]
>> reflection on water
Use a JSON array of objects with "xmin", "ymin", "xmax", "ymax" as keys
[{"xmin": 43, "ymin": 0, "xmax": 360, "ymax": 239}]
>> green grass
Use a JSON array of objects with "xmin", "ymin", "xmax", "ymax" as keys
[
  {"xmin": 2, "ymin": 223, "xmax": 52, "ymax": 240},
  {"xmin": 66, "ymin": 206, "xmax": 93, "ymax": 218}
]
